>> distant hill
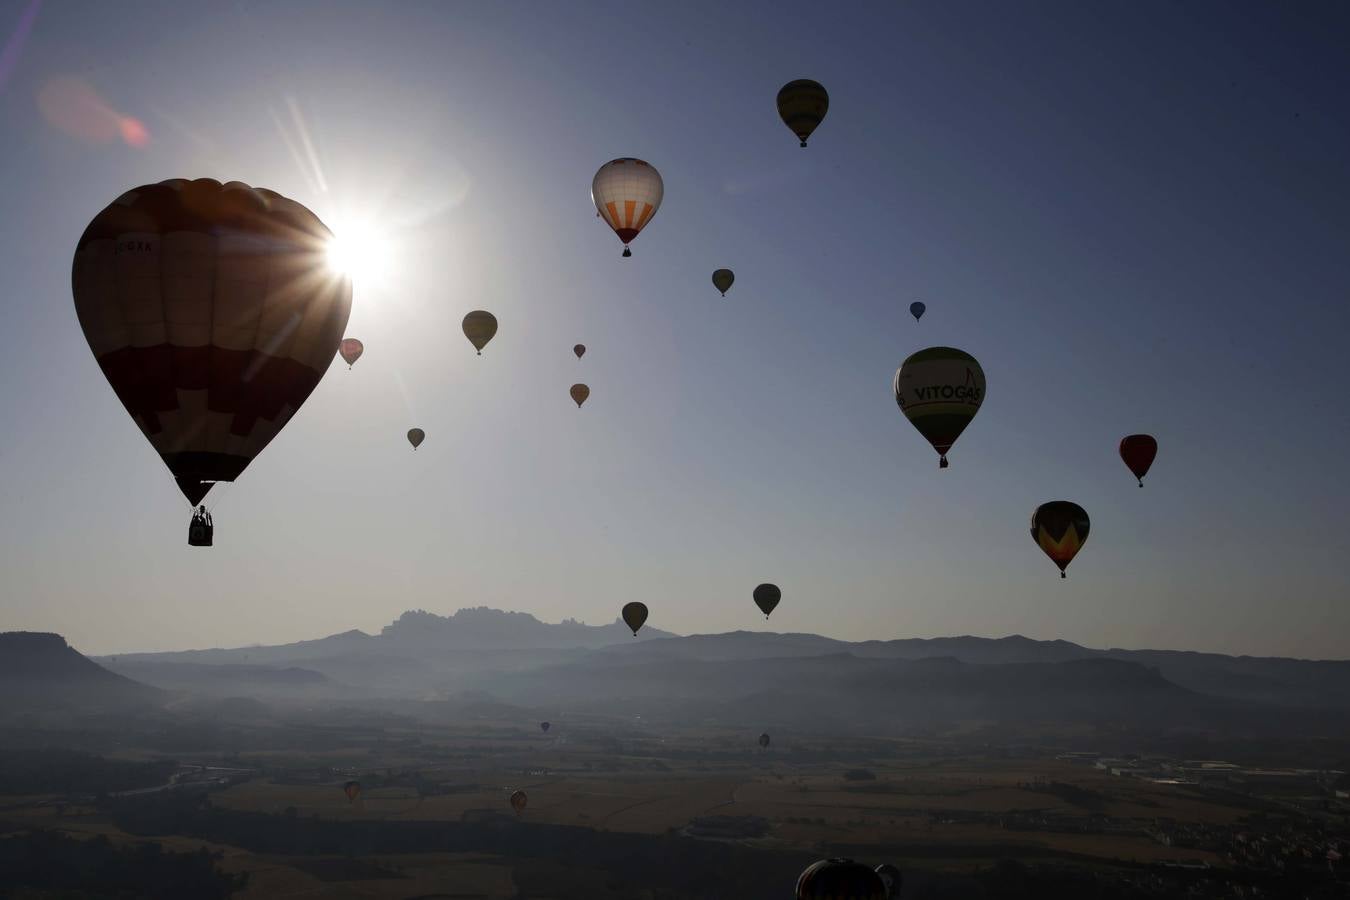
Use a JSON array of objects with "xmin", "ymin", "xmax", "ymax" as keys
[{"xmin": 0, "ymin": 632, "xmax": 162, "ymax": 713}]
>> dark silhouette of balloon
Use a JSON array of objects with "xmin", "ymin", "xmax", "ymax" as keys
[
  {"xmin": 712, "ymin": 269, "xmax": 734, "ymax": 296},
  {"xmin": 407, "ymin": 428, "xmax": 425, "ymax": 450},
  {"xmin": 777, "ymin": 80, "xmax": 829, "ymax": 148},
  {"xmin": 570, "ymin": 383, "xmax": 590, "ymax": 408},
  {"xmin": 1031, "ymin": 501, "xmax": 1090, "ymax": 578},
  {"xmin": 622, "ymin": 601, "xmax": 648, "ymax": 636},
  {"xmin": 758, "ymin": 732, "xmax": 770, "ymax": 749},
  {"xmin": 540, "ymin": 721, "xmax": 551, "ymax": 733},
  {"xmin": 510, "ymin": 789, "xmax": 527, "ymax": 815},
  {"xmin": 343, "ymin": 781, "xmax": 361, "ymax": 803},
  {"xmin": 462, "ymin": 310, "xmax": 497, "ymax": 355},
  {"xmin": 753, "ymin": 583, "xmax": 781, "ymax": 619},
  {"xmin": 592, "ymin": 158, "xmax": 663, "ymax": 257},
  {"xmin": 796, "ymin": 858, "xmax": 886, "ymax": 900},
  {"xmin": 72, "ymin": 179, "xmax": 351, "ymax": 509},
  {"xmin": 1119, "ymin": 434, "xmax": 1158, "ymax": 487},
  {"xmin": 573, "ymin": 344, "xmax": 586, "ymax": 359},
  {"xmin": 874, "ymin": 864, "xmax": 903, "ymax": 899},
  {"xmin": 893, "ymin": 347, "xmax": 985, "ymax": 468},
  {"xmin": 909, "ymin": 302, "xmax": 925, "ymax": 322},
  {"xmin": 339, "ymin": 338, "xmax": 364, "ymax": 368}
]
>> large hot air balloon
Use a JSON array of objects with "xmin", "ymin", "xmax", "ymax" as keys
[
  {"xmin": 621, "ymin": 601, "xmax": 648, "ymax": 636},
  {"xmin": 339, "ymin": 338, "xmax": 364, "ymax": 368},
  {"xmin": 570, "ymin": 383, "xmax": 590, "ymax": 408},
  {"xmin": 462, "ymin": 310, "xmax": 497, "ymax": 355},
  {"xmin": 592, "ymin": 158, "xmax": 663, "ymax": 257},
  {"xmin": 540, "ymin": 721, "xmax": 551, "ymax": 733},
  {"xmin": 1119, "ymin": 434, "xmax": 1158, "ymax": 487},
  {"xmin": 777, "ymin": 80, "xmax": 829, "ymax": 148},
  {"xmin": 1031, "ymin": 501, "xmax": 1090, "ymax": 578},
  {"xmin": 909, "ymin": 302, "xmax": 925, "ymax": 322},
  {"xmin": 573, "ymin": 344, "xmax": 586, "ymax": 360},
  {"xmin": 712, "ymin": 269, "xmax": 734, "ymax": 296},
  {"xmin": 510, "ymin": 789, "xmax": 527, "ymax": 815},
  {"xmin": 343, "ymin": 780, "xmax": 361, "ymax": 803},
  {"xmin": 407, "ymin": 428, "xmax": 425, "ymax": 449},
  {"xmin": 893, "ymin": 347, "xmax": 985, "ymax": 468},
  {"xmin": 753, "ymin": 583, "xmax": 781, "ymax": 619},
  {"xmin": 796, "ymin": 858, "xmax": 886, "ymax": 900},
  {"xmin": 72, "ymin": 179, "xmax": 351, "ymax": 530},
  {"xmin": 874, "ymin": 864, "xmax": 903, "ymax": 899},
  {"xmin": 758, "ymin": 732, "xmax": 770, "ymax": 749}
]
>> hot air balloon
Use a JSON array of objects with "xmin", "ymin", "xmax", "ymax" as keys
[
  {"xmin": 1119, "ymin": 434, "xmax": 1158, "ymax": 487},
  {"xmin": 540, "ymin": 721, "xmax": 551, "ymax": 733},
  {"xmin": 909, "ymin": 302, "xmax": 925, "ymax": 322},
  {"xmin": 874, "ymin": 864, "xmax": 903, "ymax": 899},
  {"xmin": 1031, "ymin": 501, "xmax": 1090, "ymax": 578},
  {"xmin": 510, "ymin": 789, "xmax": 527, "ymax": 815},
  {"xmin": 777, "ymin": 80, "xmax": 829, "ymax": 148},
  {"xmin": 622, "ymin": 601, "xmax": 648, "ymax": 636},
  {"xmin": 343, "ymin": 780, "xmax": 361, "ymax": 803},
  {"xmin": 796, "ymin": 858, "xmax": 886, "ymax": 900},
  {"xmin": 339, "ymin": 338, "xmax": 364, "ymax": 368},
  {"xmin": 573, "ymin": 344, "xmax": 586, "ymax": 360},
  {"xmin": 712, "ymin": 269, "xmax": 735, "ymax": 296},
  {"xmin": 570, "ymin": 383, "xmax": 590, "ymax": 408},
  {"xmin": 592, "ymin": 158, "xmax": 663, "ymax": 257},
  {"xmin": 407, "ymin": 428, "xmax": 425, "ymax": 449},
  {"xmin": 462, "ymin": 310, "xmax": 497, "ymax": 355},
  {"xmin": 758, "ymin": 732, "xmax": 770, "ymax": 749},
  {"xmin": 72, "ymin": 179, "xmax": 351, "ymax": 542},
  {"xmin": 893, "ymin": 347, "xmax": 985, "ymax": 469},
  {"xmin": 753, "ymin": 583, "xmax": 781, "ymax": 619}
]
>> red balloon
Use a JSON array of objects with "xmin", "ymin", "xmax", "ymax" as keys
[{"xmin": 1119, "ymin": 434, "xmax": 1158, "ymax": 487}]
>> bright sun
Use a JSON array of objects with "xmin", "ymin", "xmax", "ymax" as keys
[{"xmin": 326, "ymin": 219, "xmax": 392, "ymax": 285}]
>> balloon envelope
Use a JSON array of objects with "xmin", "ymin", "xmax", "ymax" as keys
[
  {"xmin": 573, "ymin": 344, "xmax": 586, "ymax": 359},
  {"xmin": 758, "ymin": 732, "xmax": 770, "ymax": 749},
  {"xmin": 407, "ymin": 428, "xmax": 425, "ymax": 449},
  {"xmin": 570, "ymin": 383, "xmax": 590, "ymax": 408},
  {"xmin": 540, "ymin": 721, "xmax": 551, "ymax": 733},
  {"xmin": 1031, "ymin": 501, "xmax": 1090, "ymax": 577},
  {"xmin": 753, "ymin": 583, "xmax": 781, "ymax": 618},
  {"xmin": 339, "ymin": 338, "xmax": 364, "ymax": 367},
  {"xmin": 343, "ymin": 781, "xmax": 361, "ymax": 803},
  {"xmin": 777, "ymin": 80, "xmax": 829, "ymax": 147},
  {"xmin": 622, "ymin": 601, "xmax": 648, "ymax": 635},
  {"xmin": 462, "ymin": 310, "xmax": 497, "ymax": 354},
  {"xmin": 909, "ymin": 302, "xmax": 925, "ymax": 321},
  {"xmin": 712, "ymin": 268, "xmax": 735, "ymax": 296},
  {"xmin": 592, "ymin": 158, "xmax": 663, "ymax": 255},
  {"xmin": 1119, "ymin": 434, "xmax": 1158, "ymax": 486},
  {"xmin": 510, "ymin": 790, "xmax": 527, "ymax": 814},
  {"xmin": 72, "ymin": 178, "xmax": 351, "ymax": 506},
  {"xmin": 796, "ymin": 858, "xmax": 886, "ymax": 900},
  {"xmin": 893, "ymin": 347, "xmax": 985, "ymax": 468}
]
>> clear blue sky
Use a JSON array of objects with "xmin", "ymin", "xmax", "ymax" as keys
[{"xmin": 2, "ymin": 1, "xmax": 1347, "ymax": 657}]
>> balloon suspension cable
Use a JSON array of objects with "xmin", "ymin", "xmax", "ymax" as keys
[
  {"xmin": 939, "ymin": 456, "xmax": 949, "ymax": 469},
  {"xmin": 622, "ymin": 246, "xmax": 632, "ymax": 258}
]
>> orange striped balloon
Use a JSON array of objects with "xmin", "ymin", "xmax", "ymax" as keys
[{"xmin": 591, "ymin": 158, "xmax": 663, "ymax": 257}]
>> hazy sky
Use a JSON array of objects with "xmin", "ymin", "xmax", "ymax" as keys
[{"xmin": 2, "ymin": 1, "xmax": 1348, "ymax": 658}]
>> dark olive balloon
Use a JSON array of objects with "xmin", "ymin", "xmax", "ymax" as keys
[
  {"xmin": 622, "ymin": 601, "xmax": 648, "ymax": 636},
  {"xmin": 753, "ymin": 583, "xmax": 781, "ymax": 619}
]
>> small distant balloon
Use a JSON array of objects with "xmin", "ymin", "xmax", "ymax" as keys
[
  {"xmin": 540, "ymin": 721, "xmax": 551, "ymax": 733},
  {"xmin": 570, "ymin": 383, "xmax": 590, "ymax": 408},
  {"xmin": 622, "ymin": 601, "xmax": 648, "ymax": 636},
  {"xmin": 753, "ymin": 583, "xmax": 781, "ymax": 619},
  {"xmin": 573, "ymin": 344, "xmax": 586, "ymax": 359},
  {"xmin": 777, "ymin": 79, "xmax": 829, "ymax": 148},
  {"xmin": 462, "ymin": 311, "xmax": 497, "ymax": 355},
  {"xmin": 510, "ymin": 789, "xmax": 528, "ymax": 815},
  {"xmin": 339, "ymin": 338, "xmax": 364, "ymax": 368},
  {"xmin": 1031, "ymin": 501, "xmax": 1090, "ymax": 578},
  {"xmin": 407, "ymin": 428, "xmax": 425, "ymax": 450},
  {"xmin": 1119, "ymin": 434, "xmax": 1158, "ymax": 487},
  {"xmin": 343, "ymin": 781, "xmax": 361, "ymax": 803},
  {"xmin": 909, "ymin": 302, "xmax": 925, "ymax": 322},
  {"xmin": 712, "ymin": 269, "xmax": 735, "ymax": 296},
  {"xmin": 759, "ymin": 732, "xmax": 771, "ymax": 749}
]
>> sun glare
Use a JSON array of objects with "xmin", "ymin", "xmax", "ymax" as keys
[{"xmin": 326, "ymin": 219, "xmax": 392, "ymax": 285}]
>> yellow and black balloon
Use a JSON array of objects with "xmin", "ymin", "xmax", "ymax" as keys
[{"xmin": 1031, "ymin": 501, "xmax": 1090, "ymax": 578}]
